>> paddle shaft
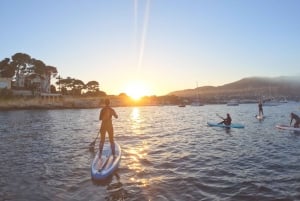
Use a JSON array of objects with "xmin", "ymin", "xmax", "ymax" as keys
[
  {"xmin": 216, "ymin": 113, "xmax": 224, "ymax": 119},
  {"xmin": 90, "ymin": 131, "xmax": 100, "ymax": 146}
]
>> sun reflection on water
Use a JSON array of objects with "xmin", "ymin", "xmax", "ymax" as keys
[
  {"xmin": 130, "ymin": 107, "xmax": 144, "ymax": 133},
  {"xmin": 126, "ymin": 141, "xmax": 151, "ymax": 187},
  {"xmin": 130, "ymin": 107, "xmax": 140, "ymax": 121},
  {"xmin": 127, "ymin": 107, "xmax": 155, "ymax": 188}
]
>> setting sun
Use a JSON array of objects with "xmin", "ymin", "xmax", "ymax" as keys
[{"xmin": 124, "ymin": 81, "xmax": 151, "ymax": 100}]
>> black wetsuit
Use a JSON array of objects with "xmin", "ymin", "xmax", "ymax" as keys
[
  {"xmin": 258, "ymin": 103, "xmax": 263, "ymax": 115},
  {"xmin": 99, "ymin": 106, "xmax": 118, "ymax": 155},
  {"xmin": 290, "ymin": 113, "xmax": 300, "ymax": 128},
  {"xmin": 219, "ymin": 115, "xmax": 232, "ymax": 126}
]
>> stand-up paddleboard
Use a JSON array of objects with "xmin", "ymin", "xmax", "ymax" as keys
[
  {"xmin": 255, "ymin": 114, "xmax": 264, "ymax": 120},
  {"xmin": 276, "ymin": 124, "xmax": 300, "ymax": 131},
  {"xmin": 91, "ymin": 142, "xmax": 121, "ymax": 180},
  {"xmin": 207, "ymin": 122, "xmax": 245, "ymax": 128}
]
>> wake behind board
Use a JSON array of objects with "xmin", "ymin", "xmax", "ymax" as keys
[
  {"xmin": 91, "ymin": 142, "xmax": 121, "ymax": 180},
  {"xmin": 276, "ymin": 124, "xmax": 300, "ymax": 131},
  {"xmin": 207, "ymin": 122, "xmax": 245, "ymax": 129}
]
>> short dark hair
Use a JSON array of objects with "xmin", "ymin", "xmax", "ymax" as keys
[{"xmin": 105, "ymin": 98, "xmax": 110, "ymax": 105}]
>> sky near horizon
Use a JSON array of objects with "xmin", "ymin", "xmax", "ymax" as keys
[{"xmin": 1, "ymin": 0, "xmax": 300, "ymax": 97}]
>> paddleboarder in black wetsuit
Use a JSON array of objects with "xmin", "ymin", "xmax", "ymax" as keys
[
  {"xmin": 99, "ymin": 98, "xmax": 118, "ymax": 158},
  {"xmin": 218, "ymin": 113, "xmax": 232, "ymax": 126},
  {"xmin": 290, "ymin": 112, "xmax": 300, "ymax": 128},
  {"xmin": 258, "ymin": 100, "xmax": 263, "ymax": 116}
]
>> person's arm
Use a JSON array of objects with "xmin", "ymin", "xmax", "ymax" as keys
[
  {"xmin": 218, "ymin": 118, "xmax": 225, "ymax": 124},
  {"xmin": 290, "ymin": 117, "xmax": 293, "ymax": 126},
  {"xmin": 112, "ymin": 109, "xmax": 118, "ymax": 119}
]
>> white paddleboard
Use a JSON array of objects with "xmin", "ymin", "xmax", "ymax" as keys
[
  {"xmin": 91, "ymin": 142, "xmax": 121, "ymax": 180},
  {"xmin": 255, "ymin": 114, "xmax": 264, "ymax": 120},
  {"xmin": 276, "ymin": 124, "xmax": 300, "ymax": 131}
]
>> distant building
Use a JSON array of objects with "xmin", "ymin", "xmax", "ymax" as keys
[{"xmin": 0, "ymin": 78, "xmax": 11, "ymax": 89}]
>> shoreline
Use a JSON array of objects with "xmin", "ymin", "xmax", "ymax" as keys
[
  {"xmin": 0, "ymin": 97, "xmax": 102, "ymax": 111},
  {"xmin": 0, "ymin": 96, "xmax": 161, "ymax": 110}
]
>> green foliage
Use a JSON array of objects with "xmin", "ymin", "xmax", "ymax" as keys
[
  {"xmin": 86, "ymin": 81, "xmax": 99, "ymax": 92},
  {"xmin": 1, "ymin": 52, "xmax": 108, "ymax": 97},
  {"xmin": 1, "ymin": 53, "xmax": 58, "ymax": 94},
  {"xmin": 0, "ymin": 58, "xmax": 15, "ymax": 77},
  {"xmin": 50, "ymin": 85, "xmax": 56, "ymax": 93}
]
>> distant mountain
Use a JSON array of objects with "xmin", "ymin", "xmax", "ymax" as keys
[{"xmin": 169, "ymin": 76, "xmax": 300, "ymax": 102}]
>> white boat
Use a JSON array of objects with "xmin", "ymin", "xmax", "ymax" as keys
[
  {"xmin": 227, "ymin": 99, "xmax": 239, "ymax": 106},
  {"xmin": 279, "ymin": 98, "xmax": 288, "ymax": 103},
  {"xmin": 263, "ymin": 99, "xmax": 282, "ymax": 106},
  {"xmin": 190, "ymin": 101, "xmax": 204, "ymax": 106}
]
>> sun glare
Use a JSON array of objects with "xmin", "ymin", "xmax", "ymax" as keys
[{"xmin": 124, "ymin": 81, "xmax": 151, "ymax": 100}]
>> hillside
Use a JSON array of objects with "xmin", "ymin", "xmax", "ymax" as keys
[{"xmin": 169, "ymin": 76, "xmax": 300, "ymax": 102}]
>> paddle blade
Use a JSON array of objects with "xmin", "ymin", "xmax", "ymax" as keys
[
  {"xmin": 89, "ymin": 141, "xmax": 96, "ymax": 152},
  {"xmin": 89, "ymin": 139, "xmax": 96, "ymax": 147},
  {"xmin": 89, "ymin": 142, "xmax": 95, "ymax": 152},
  {"xmin": 89, "ymin": 131, "xmax": 99, "ymax": 151}
]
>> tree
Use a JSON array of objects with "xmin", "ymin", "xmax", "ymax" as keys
[
  {"xmin": 30, "ymin": 59, "xmax": 46, "ymax": 75},
  {"xmin": 50, "ymin": 85, "xmax": 56, "ymax": 93},
  {"xmin": 58, "ymin": 77, "xmax": 85, "ymax": 95},
  {"xmin": 72, "ymin": 79, "xmax": 85, "ymax": 96},
  {"xmin": 45, "ymin": 66, "xmax": 58, "ymax": 77},
  {"xmin": 1, "ymin": 53, "xmax": 58, "ymax": 94},
  {"xmin": 0, "ymin": 58, "xmax": 14, "ymax": 78},
  {"xmin": 11, "ymin": 53, "xmax": 31, "ymax": 87},
  {"xmin": 55, "ymin": 75, "xmax": 63, "ymax": 92},
  {"xmin": 86, "ymin": 81, "xmax": 99, "ymax": 93},
  {"xmin": 59, "ymin": 77, "xmax": 74, "ymax": 91}
]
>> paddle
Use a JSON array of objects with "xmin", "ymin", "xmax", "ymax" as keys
[
  {"xmin": 216, "ymin": 113, "xmax": 224, "ymax": 120},
  {"xmin": 216, "ymin": 113, "xmax": 225, "ymax": 124},
  {"xmin": 89, "ymin": 131, "xmax": 99, "ymax": 149}
]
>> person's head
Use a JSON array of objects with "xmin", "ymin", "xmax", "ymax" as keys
[
  {"xmin": 104, "ymin": 98, "xmax": 110, "ymax": 106},
  {"xmin": 227, "ymin": 113, "xmax": 230, "ymax": 117},
  {"xmin": 291, "ymin": 112, "xmax": 294, "ymax": 117}
]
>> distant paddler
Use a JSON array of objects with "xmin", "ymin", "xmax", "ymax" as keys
[
  {"xmin": 290, "ymin": 112, "xmax": 300, "ymax": 128},
  {"xmin": 258, "ymin": 99, "xmax": 264, "ymax": 116},
  {"xmin": 217, "ymin": 113, "xmax": 232, "ymax": 126}
]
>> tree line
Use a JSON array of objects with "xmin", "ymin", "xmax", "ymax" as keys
[{"xmin": 0, "ymin": 52, "xmax": 106, "ymax": 97}]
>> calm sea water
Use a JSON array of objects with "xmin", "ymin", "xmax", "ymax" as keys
[{"xmin": 1, "ymin": 103, "xmax": 300, "ymax": 201}]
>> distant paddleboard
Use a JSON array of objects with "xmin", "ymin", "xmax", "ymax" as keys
[
  {"xmin": 207, "ymin": 122, "xmax": 245, "ymax": 129},
  {"xmin": 276, "ymin": 124, "xmax": 300, "ymax": 131},
  {"xmin": 91, "ymin": 142, "xmax": 121, "ymax": 180},
  {"xmin": 255, "ymin": 114, "xmax": 264, "ymax": 120}
]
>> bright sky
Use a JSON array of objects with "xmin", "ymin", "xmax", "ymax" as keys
[{"xmin": 1, "ymin": 0, "xmax": 300, "ymax": 97}]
